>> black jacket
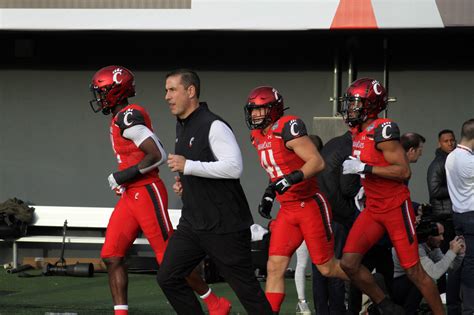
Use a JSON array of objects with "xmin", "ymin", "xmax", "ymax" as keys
[
  {"xmin": 317, "ymin": 131, "xmax": 360, "ymax": 228},
  {"xmin": 427, "ymin": 148, "xmax": 452, "ymax": 217},
  {"xmin": 175, "ymin": 102, "xmax": 253, "ymax": 233}
]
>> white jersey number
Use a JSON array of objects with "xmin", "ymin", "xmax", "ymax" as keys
[{"xmin": 260, "ymin": 149, "xmax": 283, "ymax": 179}]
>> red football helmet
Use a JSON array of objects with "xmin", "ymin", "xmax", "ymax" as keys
[
  {"xmin": 340, "ymin": 78, "xmax": 388, "ymax": 127},
  {"xmin": 89, "ymin": 65, "xmax": 136, "ymax": 115},
  {"xmin": 245, "ymin": 86, "xmax": 285, "ymax": 130}
]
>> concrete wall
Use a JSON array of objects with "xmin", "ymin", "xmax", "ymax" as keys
[{"xmin": 1, "ymin": 29, "xmax": 473, "ymax": 265}]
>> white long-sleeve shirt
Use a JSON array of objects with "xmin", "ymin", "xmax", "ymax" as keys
[
  {"xmin": 446, "ymin": 144, "xmax": 474, "ymax": 213},
  {"xmin": 183, "ymin": 120, "xmax": 243, "ymax": 179}
]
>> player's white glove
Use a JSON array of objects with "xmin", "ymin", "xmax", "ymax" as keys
[
  {"xmin": 108, "ymin": 173, "xmax": 120, "ymax": 190},
  {"xmin": 343, "ymin": 156, "xmax": 372, "ymax": 175}
]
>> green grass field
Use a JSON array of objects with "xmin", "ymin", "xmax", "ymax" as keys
[{"xmin": 0, "ymin": 269, "xmax": 313, "ymax": 314}]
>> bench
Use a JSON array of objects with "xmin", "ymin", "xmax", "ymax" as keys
[{"xmin": 2, "ymin": 206, "xmax": 181, "ymax": 268}]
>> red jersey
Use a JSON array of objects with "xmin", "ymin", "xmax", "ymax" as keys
[
  {"xmin": 251, "ymin": 115, "xmax": 318, "ymax": 203},
  {"xmin": 352, "ymin": 118, "xmax": 410, "ymax": 212},
  {"xmin": 110, "ymin": 104, "xmax": 159, "ymax": 188}
]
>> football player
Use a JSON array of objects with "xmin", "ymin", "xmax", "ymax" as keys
[
  {"xmin": 90, "ymin": 66, "xmax": 230, "ymax": 315},
  {"xmin": 339, "ymin": 78, "xmax": 444, "ymax": 315},
  {"xmin": 244, "ymin": 86, "xmax": 348, "ymax": 314}
]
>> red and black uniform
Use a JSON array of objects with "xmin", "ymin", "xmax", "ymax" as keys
[
  {"xmin": 251, "ymin": 115, "xmax": 334, "ymax": 265},
  {"xmin": 343, "ymin": 118, "xmax": 419, "ymax": 268},
  {"xmin": 101, "ymin": 104, "xmax": 173, "ymax": 263}
]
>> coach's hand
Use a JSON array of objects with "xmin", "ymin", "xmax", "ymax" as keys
[
  {"xmin": 167, "ymin": 154, "xmax": 186, "ymax": 173},
  {"xmin": 173, "ymin": 175, "xmax": 183, "ymax": 197},
  {"xmin": 343, "ymin": 156, "xmax": 372, "ymax": 175},
  {"xmin": 258, "ymin": 185, "xmax": 276, "ymax": 219},
  {"xmin": 273, "ymin": 170, "xmax": 304, "ymax": 195}
]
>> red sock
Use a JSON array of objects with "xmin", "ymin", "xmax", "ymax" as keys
[
  {"xmin": 265, "ymin": 292, "xmax": 285, "ymax": 312},
  {"xmin": 202, "ymin": 290, "xmax": 220, "ymax": 309},
  {"xmin": 114, "ymin": 305, "xmax": 128, "ymax": 315}
]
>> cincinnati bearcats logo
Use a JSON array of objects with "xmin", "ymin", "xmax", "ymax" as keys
[
  {"xmin": 123, "ymin": 109, "xmax": 133, "ymax": 126},
  {"xmin": 382, "ymin": 124, "xmax": 392, "ymax": 139},
  {"xmin": 372, "ymin": 80, "xmax": 382, "ymax": 95},
  {"xmin": 290, "ymin": 120, "xmax": 300, "ymax": 137},
  {"xmin": 113, "ymin": 68, "xmax": 123, "ymax": 84}
]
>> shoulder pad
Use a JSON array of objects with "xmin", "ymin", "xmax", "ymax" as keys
[
  {"xmin": 116, "ymin": 108, "xmax": 146, "ymax": 131},
  {"xmin": 374, "ymin": 120, "xmax": 400, "ymax": 143},
  {"xmin": 281, "ymin": 118, "xmax": 308, "ymax": 143}
]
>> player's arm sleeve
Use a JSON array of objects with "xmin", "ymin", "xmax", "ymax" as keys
[
  {"xmin": 374, "ymin": 121, "xmax": 400, "ymax": 144},
  {"xmin": 184, "ymin": 120, "xmax": 243, "ymax": 179},
  {"xmin": 281, "ymin": 118, "xmax": 308, "ymax": 144},
  {"xmin": 123, "ymin": 125, "xmax": 167, "ymax": 168}
]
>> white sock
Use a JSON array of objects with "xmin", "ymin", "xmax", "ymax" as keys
[
  {"xmin": 114, "ymin": 305, "xmax": 128, "ymax": 310},
  {"xmin": 199, "ymin": 288, "xmax": 212, "ymax": 299},
  {"xmin": 295, "ymin": 241, "xmax": 309, "ymax": 301}
]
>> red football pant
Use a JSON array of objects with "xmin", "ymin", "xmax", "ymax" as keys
[
  {"xmin": 344, "ymin": 199, "xmax": 419, "ymax": 269},
  {"xmin": 101, "ymin": 180, "xmax": 173, "ymax": 264},
  {"xmin": 269, "ymin": 193, "xmax": 335, "ymax": 265}
]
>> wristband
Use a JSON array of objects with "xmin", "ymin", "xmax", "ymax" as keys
[
  {"xmin": 363, "ymin": 164, "xmax": 373, "ymax": 174},
  {"xmin": 288, "ymin": 170, "xmax": 304, "ymax": 184},
  {"xmin": 113, "ymin": 165, "xmax": 141, "ymax": 185}
]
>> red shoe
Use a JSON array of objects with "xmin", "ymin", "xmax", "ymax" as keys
[{"xmin": 208, "ymin": 297, "xmax": 232, "ymax": 315}]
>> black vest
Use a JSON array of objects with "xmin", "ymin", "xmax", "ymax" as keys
[{"xmin": 175, "ymin": 103, "xmax": 253, "ymax": 233}]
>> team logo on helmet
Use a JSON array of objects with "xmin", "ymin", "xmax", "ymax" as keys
[
  {"xmin": 339, "ymin": 78, "xmax": 388, "ymax": 128},
  {"xmin": 112, "ymin": 68, "xmax": 123, "ymax": 84},
  {"xmin": 89, "ymin": 65, "xmax": 136, "ymax": 115}
]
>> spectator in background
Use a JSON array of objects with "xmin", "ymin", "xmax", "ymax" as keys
[
  {"xmin": 312, "ymin": 131, "xmax": 360, "ymax": 315},
  {"xmin": 427, "ymin": 129, "xmax": 456, "ymax": 221},
  {"xmin": 446, "ymin": 118, "xmax": 474, "ymax": 315},
  {"xmin": 293, "ymin": 135, "xmax": 324, "ymax": 315},
  {"xmin": 427, "ymin": 129, "xmax": 459, "ymax": 314},
  {"xmin": 401, "ymin": 132, "xmax": 426, "ymax": 211},
  {"xmin": 401, "ymin": 132, "xmax": 426, "ymax": 164},
  {"xmin": 392, "ymin": 221, "xmax": 465, "ymax": 315}
]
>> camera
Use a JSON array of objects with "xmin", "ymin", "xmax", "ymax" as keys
[{"xmin": 415, "ymin": 204, "xmax": 440, "ymax": 243}]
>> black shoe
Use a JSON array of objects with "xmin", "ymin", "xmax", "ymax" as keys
[{"xmin": 376, "ymin": 297, "xmax": 405, "ymax": 315}]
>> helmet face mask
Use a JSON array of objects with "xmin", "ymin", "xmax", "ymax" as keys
[
  {"xmin": 340, "ymin": 96, "xmax": 367, "ymax": 128},
  {"xmin": 339, "ymin": 78, "xmax": 387, "ymax": 128},
  {"xmin": 244, "ymin": 86, "xmax": 284, "ymax": 130},
  {"xmin": 89, "ymin": 66, "xmax": 136, "ymax": 115},
  {"xmin": 89, "ymin": 85, "xmax": 111, "ymax": 114}
]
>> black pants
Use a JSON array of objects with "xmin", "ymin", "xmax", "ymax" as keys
[
  {"xmin": 347, "ymin": 243, "xmax": 394, "ymax": 314},
  {"xmin": 156, "ymin": 225, "xmax": 272, "ymax": 315},
  {"xmin": 392, "ymin": 275, "xmax": 423, "ymax": 315},
  {"xmin": 311, "ymin": 221, "xmax": 348, "ymax": 315}
]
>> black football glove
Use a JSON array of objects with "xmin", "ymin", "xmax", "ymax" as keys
[
  {"xmin": 258, "ymin": 185, "xmax": 276, "ymax": 219},
  {"xmin": 273, "ymin": 170, "xmax": 304, "ymax": 195}
]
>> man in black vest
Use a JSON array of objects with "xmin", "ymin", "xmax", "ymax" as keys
[{"xmin": 156, "ymin": 69, "xmax": 273, "ymax": 315}]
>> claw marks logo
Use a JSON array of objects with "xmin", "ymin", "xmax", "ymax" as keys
[
  {"xmin": 272, "ymin": 88, "xmax": 280, "ymax": 101},
  {"xmin": 381, "ymin": 121, "xmax": 393, "ymax": 139},
  {"xmin": 372, "ymin": 80, "xmax": 382, "ymax": 95},
  {"xmin": 289, "ymin": 119, "xmax": 300, "ymax": 137},
  {"xmin": 189, "ymin": 137, "xmax": 195, "ymax": 148},
  {"xmin": 113, "ymin": 68, "xmax": 123, "ymax": 84},
  {"xmin": 123, "ymin": 109, "xmax": 134, "ymax": 126}
]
